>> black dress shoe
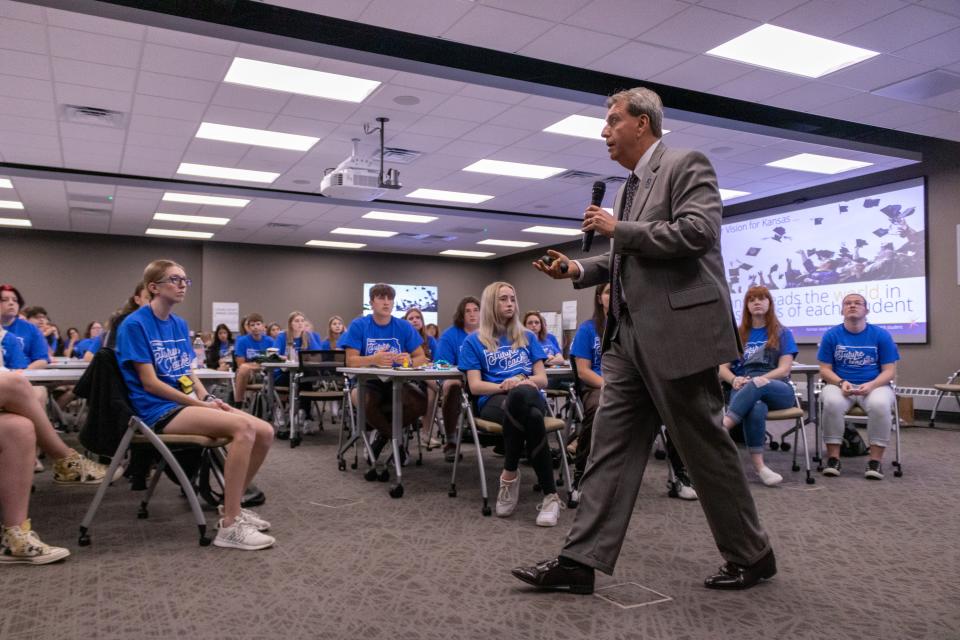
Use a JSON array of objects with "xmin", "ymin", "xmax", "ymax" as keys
[
  {"xmin": 511, "ymin": 557, "xmax": 595, "ymax": 594},
  {"xmin": 704, "ymin": 549, "xmax": 777, "ymax": 590}
]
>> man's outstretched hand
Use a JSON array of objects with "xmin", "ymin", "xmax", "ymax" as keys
[{"xmin": 533, "ymin": 250, "xmax": 579, "ymax": 280}]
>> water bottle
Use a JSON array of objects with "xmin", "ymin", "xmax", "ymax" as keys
[
  {"xmin": 289, "ymin": 345, "xmax": 298, "ymax": 365},
  {"xmin": 193, "ymin": 336, "xmax": 205, "ymax": 369}
]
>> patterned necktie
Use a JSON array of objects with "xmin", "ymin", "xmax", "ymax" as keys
[{"xmin": 611, "ymin": 173, "xmax": 640, "ymax": 323}]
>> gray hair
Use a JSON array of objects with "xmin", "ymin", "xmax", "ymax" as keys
[{"xmin": 607, "ymin": 87, "xmax": 664, "ymax": 138}]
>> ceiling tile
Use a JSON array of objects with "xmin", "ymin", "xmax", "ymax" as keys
[
  {"xmin": 137, "ymin": 71, "xmax": 218, "ymax": 103},
  {"xmin": 915, "ymin": 0, "xmax": 960, "ymax": 18},
  {"xmin": 211, "ymin": 83, "xmax": 290, "ymax": 113},
  {"xmin": 637, "ymin": 6, "xmax": 759, "ymax": 54},
  {"xmin": 859, "ymin": 103, "xmax": 947, "ymax": 128},
  {"xmin": 405, "ymin": 115, "xmax": 478, "ymax": 139},
  {"xmin": 650, "ymin": 55, "xmax": 752, "ymax": 92},
  {"xmin": 518, "ymin": 25, "xmax": 627, "ymax": 67},
  {"xmin": 456, "ymin": 85, "xmax": 527, "ymax": 105},
  {"xmin": 477, "ymin": 0, "xmax": 589, "ymax": 21},
  {"xmin": 281, "ymin": 95, "xmax": 359, "ymax": 122},
  {"xmin": 512, "ymin": 131, "xmax": 584, "ymax": 153},
  {"xmin": 442, "ymin": 5, "xmax": 554, "ymax": 52},
  {"xmin": 0, "ymin": 113, "xmax": 57, "ymax": 135},
  {"xmin": 140, "ymin": 43, "xmax": 233, "ymax": 82},
  {"xmin": 364, "ymin": 83, "xmax": 451, "ymax": 114},
  {"xmin": 0, "ymin": 95, "xmax": 56, "ymax": 120},
  {"xmin": 268, "ymin": 115, "xmax": 340, "ymax": 139},
  {"xmin": 892, "ymin": 27, "xmax": 960, "ymax": 67},
  {"xmin": 47, "ymin": 26, "xmax": 144, "ymax": 68},
  {"xmin": 710, "ymin": 68, "xmax": 810, "ymax": 102},
  {"xmin": 357, "ymin": 0, "xmax": 473, "ymax": 36},
  {"xmin": 59, "ymin": 122, "xmax": 125, "ymax": 144},
  {"xmin": 430, "ymin": 95, "xmax": 512, "ymax": 123},
  {"xmin": 563, "ymin": 0, "xmax": 688, "ymax": 39},
  {"xmin": 765, "ymin": 83, "xmax": 861, "ymax": 111},
  {"xmin": 382, "ymin": 131, "xmax": 451, "ymax": 153},
  {"xmin": 52, "ymin": 58, "xmax": 138, "ymax": 92},
  {"xmin": 813, "ymin": 92, "xmax": 910, "ymax": 120},
  {"xmin": 697, "ymin": 0, "xmax": 808, "ymax": 21},
  {"xmin": 130, "ymin": 113, "xmax": 198, "ymax": 137},
  {"xmin": 0, "ymin": 49, "xmax": 52, "ymax": 80},
  {"xmin": 391, "ymin": 72, "xmax": 466, "ymax": 95},
  {"xmin": 45, "ymin": 6, "xmax": 145, "ymax": 40},
  {"xmin": 125, "ymin": 131, "xmax": 191, "ymax": 152},
  {"xmin": 437, "ymin": 138, "xmax": 504, "ymax": 159},
  {"xmin": 909, "ymin": 110, "xmax": 960, "ymax": 141},
  {"xmin": 132, "ymin": 94, "xmax": 208, "ymax": 122},
  {"xmin": 54, "ymin": 83, "xmax": 133, "ymax": 112},
  {"xmin": 0, "ymin": 17, "xmax": 47, "ymax": 54},
  {"xmin": 460, "ymin": 123, "xmax": 531, "ymax": 145},
  {"xmin": 839, "ymin": 5, "xmax": 960, "ymax": 53},
  {"xmin": 773, "ymin": 0, "xmax": 906, "ymax": 39},
  {"xmin": 0, "ymin": 75, "xmax": 53, "ymax": 102},
  {"xmin": 0, "ymin": 2, "xmax": 45, "ymax": 22},
  {"xmin": 489, "ymin": 104, "xmax": 579, "ymax": 132},
  {"xmin": 200, "ymin": 104, "xmax": 277, "ymax": 130},
  {"xmin": 589, "ymin": 41, "xmax": 693, "ymax": 79},
  {"xmin": 145, "ymin": 26, "xmax": 238, "ymax": 55},
  {"xmin": 821, "ymin": 54, "xmax": 931, "ymax": 92}
]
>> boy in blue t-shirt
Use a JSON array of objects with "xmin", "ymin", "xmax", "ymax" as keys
[
  {"xmin": 233, "ymin": 313, "xmax": 275, "ymax": 406},
  {"xmin": 1, "ymin": 287, "xmax": 49, "ymax": 369},
  {"xmin": 817, "ymin": 293, "xmax": 899, "ymax": 480},
  {"xmin": 340, "ymin": 284, "xmax": 427, "ymax": 466}
]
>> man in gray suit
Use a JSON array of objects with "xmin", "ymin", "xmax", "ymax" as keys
[{"xmin": 513, "ymin": 87, "xmax": 775, "ymax": 593}]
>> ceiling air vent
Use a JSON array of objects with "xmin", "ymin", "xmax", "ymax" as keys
[
  {"xmin": 397, "ymin": 232, "xmax": 457, "ymax": 242},
  {"xmin": 69, "ymin": 208, "xmax": 111, "ymax": 217},
  {"xmin": 266, "ymin": 222, "xmax": 300, "ymax": 230},
  {"xmin": 602, "ymin": 175, "xmax": 626, "ymax": 185},
  {"xmin": 553, "ymin": 169, "xmax": 603, "ymax": 185},
  {"xmin": 62, "ymin": 105, "xmax": 126, "ymax": 128},
  {"xmin": 382, "ymin": 147, "xmax": 422, "ymax": 164},
  {"xmin": 448, "ymin": 226, "xmax": 485, "ymax": 234}
]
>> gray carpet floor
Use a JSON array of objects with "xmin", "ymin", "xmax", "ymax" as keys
[{"xmin": 3, "ymin": 418, "xmax": 959, "ymax": 640}]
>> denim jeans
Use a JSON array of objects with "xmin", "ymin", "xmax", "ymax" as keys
[{"xmin": 726, "ymin": 379, "xmax": 796, "ymax": 453}]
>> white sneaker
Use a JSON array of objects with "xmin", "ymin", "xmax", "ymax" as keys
[
  {"xmin": 214, "ymin": 517, "xmax": 275, "ymax": 550},
  {"xmin": 535, "ymin": 493, "xmax": 565, "ymax": 527},
  {"xmin": 34, "ymin": 458, "xmax": 44, "ymax": 473},
  {"xmin": 495, "ymin": 472, "xmax": 520, "ymax": 517},
  {"xmin": 757, "ymin": 466, "xmax": 783, "ymax": 487},
  {"xmin": 218, "ymin": 505, "xmax": 271, "ymax": 531}
]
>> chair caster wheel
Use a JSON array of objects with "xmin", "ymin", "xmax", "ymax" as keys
[
  {"xmin": 338, "ymin": 459, "xmax": 346, "ymax": 471},
  {"xmin": 780, "ymin": 442, "xmax": 791, "ymax": 452},
  {"xmin": 448, "ymin": 488, "xmax": 457, "ymax": 497},
  {"xmin": 481, "ymin": 505, "xmax": 492, "ymax": 516},
  {"xmin": 654, "ymin": 449, "xmax": 666, "ymax": 460},
  {"xmin": 567, "ymin": 498, "xmax": 578, "ymax": 509},
  {"xmin": 415, "ymin": 459, "xmax": 422, "ymax": 466},
  {"xmin": 364, "ymin": 468, "xmax": 379, "ymax": 482},
  {"xmin": 377, "ymin": 469, "xmax": 390, "ymax": 482},
  {"xmin": 806, "ymin": 477, "xmax": 815, "ymax": 485},
  {"xmin": 137, "ymin": 507, "xmax": 148, "ymax": 519},
  {"xmin": 894, "ymin": 469, "xmax": 903, "ymax": 477},
  {"xmin": 78, "ymin": 528, "xmax": 90, "ymax": 546},
  {"xmin": 290, "ymin": 437, "xmax": 301, "ymax": 448},
  {"xmin": 199, "ymin": 536, "xmax": 212, "ymax": 546},
  {"xmin": 769, "ymin": 441, "xmax": 780, "ymax": 451},
  {"xmin": 350, "ymin": 462, "xmax": 358, "ymax": 470},
  {"xmin": 389, "ymin": 484, "xmax": 404, "ymax": 498},
  {"xmin": 276, "ymin": 430, "xmax": 290, "ymax": 440},
  {"xmin": 792, "ymin": 464, "xmax": 800, "ymax": 472}
]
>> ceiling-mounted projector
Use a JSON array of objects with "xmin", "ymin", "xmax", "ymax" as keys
[{"xmin": 320, "ymin": 116, "xmax": 401, "ymax": 202}]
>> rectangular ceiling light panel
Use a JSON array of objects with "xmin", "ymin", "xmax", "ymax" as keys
[
  {"xmin": 307, "ymin": 240, "xmax": 366, "ymax": 249},
  {"xmin": 0, "ymin": 179, "xmax": 12, "ymax": 189},
  {"xmin": 477, "ymin": 239, "xmax": 537, "ymax": 247},
  {"xmin": 145, "ymin": 228, "xmax": 214, "ymax": 239},
  {"xmin": 543, "ymin": 114, "xmax": 606, "ymax": 139},
  {"xmin": 154, "ymin": 212, "xmax": 230, "ymax": 226},
  {"xmin": 177, "ymin": 163, "xmax": 279, "ymax": 183},
  {"xmin": 707, "ymin": 24, "xmax": 879, "ymax": 78},
  {"xmin": 463, "ymin": 159, "xmax": 565, "ymax": 179},
  {"xmin": 225, "ymin": 57, "xmax": 380, "ymax": 103},
  {"xmin": 405, "ymin": 189, "xmax": 493, "ymax": 204},
  {"xmin": 0, "ymin": 217, "xmax": 31, "ymax": 227},
  {"xmin": 522, "ymin": 225, "xmax": 581, "ymax": 236},
  {"xmin": 765, "ymin": 153, "xmax": 872, "ymax": 174},
  {"xmin": 719, "ymin": 189, "xmax": 750, "ymax": 201},
  {"xmin": 196, "ymin": 122, "xmax": 319, "ymax": 151},
  {"xmin": 363, "ymin": 211, "xmax": 437, "ymax": 223},
  {"xmin": 331, "ymin": 227, "xmax": 397, "ymax": 237},
  {"xmin": 0, "ymin": 200, "xmax": 25, "ymax": 209},
  {"xmin": 440, "ymin": 250, "xmax": 495, "ymax": 258},
  {"xmin": 162, "ymin": 192, "xmax": 250, "ymax": 207}
]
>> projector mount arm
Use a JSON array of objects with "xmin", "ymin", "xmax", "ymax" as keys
[{"xmin": 363, "ymin": 117, "xmax": 401, "ymax": 190}]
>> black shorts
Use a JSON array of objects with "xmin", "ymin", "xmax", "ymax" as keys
[{"xmin": 151, "ymin": 406, "xmax": 186, "ymax": 434}]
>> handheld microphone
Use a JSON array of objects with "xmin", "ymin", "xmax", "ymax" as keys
[{"xmin": 582, "ymin": 180, "xmax": 607, "ymax": 253}]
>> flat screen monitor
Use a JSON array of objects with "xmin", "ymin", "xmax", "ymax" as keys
[
  {"xmin": 721, "ymin": 177, "xmax": 926, "ymax": 343},
  {"xmin": 362, "ymin": 283, "xmax": 438, "ymax": 327}
]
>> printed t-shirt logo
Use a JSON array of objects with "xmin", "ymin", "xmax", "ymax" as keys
[
  {"xmin": 366, "ymin": 338, "xmax": 401, "ymax": 355},
  {"xmin": 485, "ymin": 346, "xmax": 531, "ymax": 375},
  {"xmin": 151, "ymin": 339, "xmax": 191, "ymax": 377},
  {"xmin": 742, "ymin": 340, "xmax": 764, "ymax": 360},
  {"xmin": 834, "ymin": 345, "xmax": 877, "ymax": 368}
]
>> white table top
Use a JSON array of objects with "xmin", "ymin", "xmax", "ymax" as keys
[
  {"xmin": 48, "ymin": 359, "xmax": 89, "ymax": 369},
  {"xmin": 791, "ymin": 363, "xmax": 820, "ymax": 373},
  {"xmin": 259, "ymin": 360, "xmax": 299, "ymax": 370},
  {"xmin": 22, "ymin": 368, "xmax": 234, "ymax": 383},
  {"xmin": 338, "ymin": 366, "xmax": 463, "ymax": 380}
]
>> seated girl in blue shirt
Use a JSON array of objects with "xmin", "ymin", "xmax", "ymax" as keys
[
  {"xmin": 718, "ymin": 285, "xmax": 799, "ymax": 487},
  {"xmin": 319, "ymin": 315, "xmax": 344, "ymax": 351},
  {"xmin": 116, "ymin": 260, "xmax": 275, "ymax": 551},
  {"xmin": 404, "ymin": 307, "xmax": 440, "ymax": 449},
  {"xmin": 459, "ymin": 281, "xmax": 563, "ymax": 527},
  {"xmin": 523, "ymin": 310, "xmax": 564, "ymax": 366},
  {"xmin": 206, "ymin": 323, "xmax": 234, "ymax": 371}
]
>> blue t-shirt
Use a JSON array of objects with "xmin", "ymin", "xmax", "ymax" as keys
[
  {"xmin": 318, "ymin": 337, "xmax": 342, "ymax": 351},
  {"xmin": 458, "ymin": 330, "xmax": 546, "ymax": 408},
  {"xmin": 46, "ymin": 333, "xmax": 59, "ymax": 353},
  {"xmin": 73, "ymin": 335, "xmax": 103, "ymax": 359},
  {"xmin": 1, "ymin": 330, "xmax": 30, "ymax": 369},
  {"xmin": 276, "ymin": 331, "xmax": 323, "ymax": 357},
  {"xmin": 435, "ymin": 326, "xmax": 471, "ymax": 365},
  {"xmin": 116, "ymin": 305, "xmax": 194, "ymax": 427},
  {"xmin": 423, "ymin": 335, "xmax": 439, "ymax": 361},
  {"xmin": 817, "ymin": 323, "xmax": 899, "ymax": 385},
  {"xmin": 1, "ymin": 318, "xmax": 49, "ymax": 364},
  {"xmin": 338, "ymin": 315, "xmax": 422, "ymax": 357},
  {"xmin": 537, "ymin": 333, "xmax": 562, "ymax": 359},
  {"xmin": 730, "ymin": 326, "xmax": 798, "ymax": 379},
  {"xmin": 217, "ymin": 341, "xmax": 233, "ymax": 357},
  {"xmin": 235, "ymin": 334, "xmax": 275, "ymax": 361},
  {"xmin": 570, "ymin": 320, "xmax": 603, "ymax": 377}
]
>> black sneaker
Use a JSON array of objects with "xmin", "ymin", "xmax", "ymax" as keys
[
  {"xmin": 822, "ymin": 457, "xmax": 842, "ymax": 477},
  {"xmin": 864, "ymin": 460, "xmax": 884, "ymax": 480}
]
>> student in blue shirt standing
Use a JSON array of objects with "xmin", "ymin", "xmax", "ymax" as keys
[
  {"xmin": 433, "ymin": 296, "xmax": 480, "ymax": 460},
  {"xmin": 817, "ymin": 292, "xmax": 899, "ymax": 480},
  {"xmin": 233, "ymin": 313, "xmax": 275, "ymax": 406},
  {"xmin": 116, "ymin": 260, "xmax": 275, "ymax": 551},
  {"xmin": 0, "ymin": 285, "xmax": 50, "ymax": 369},
  {"xmin": 719, "ymin": 286, "xmax": 799, "ymax": 487},
  {"xmin": 459, "ymin": 281, "xmax": 563, "ymax": 527},
  {"xmin": 340, "ymin": 283, "xmax": 427, "ymax": 475}
]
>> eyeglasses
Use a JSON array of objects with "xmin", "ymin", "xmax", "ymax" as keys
[{"xmin": 156, "ymin": 276, "xmax": 192, "ymax": 288}]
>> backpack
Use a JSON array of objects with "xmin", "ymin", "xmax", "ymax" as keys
[{"xmin": 840, "ymin": 424, "xmax": 869, "ymax": 457}]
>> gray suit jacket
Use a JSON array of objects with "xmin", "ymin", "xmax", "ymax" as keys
[{"xmin": 577, "ymin": 143, "xmax": 740, "ymax": 380}]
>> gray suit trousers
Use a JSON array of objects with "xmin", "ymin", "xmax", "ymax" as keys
[{"xmin": 561, "ymin": 311, "xmax": 770, "ymax": 574}]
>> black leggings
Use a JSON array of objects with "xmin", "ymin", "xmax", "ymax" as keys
[{"xmin": 480, "ymin": 385, "xmax": 556, "ymax": 495}]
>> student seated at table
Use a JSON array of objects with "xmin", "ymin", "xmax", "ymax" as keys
[
  {"xmin": 233, "ymin": 313, "xmax": 275, "ymax": 407},
  {"xmin": 206, "ymin": 324, "xmax": 235, "ymax": 371},
  {"xmin": 59, "ymin": 327, "xmax": 80, "ymax": 358},
  {"xmin": 340, "ymin": 284, "xmax": 427, "ymax": 462},
  {"xmin": 459, "ymin": 281, "xmax": 564, "ymax": 527},
  {"xmin": 425, "ymin": 323, "xmax": 439, "ymax": 340},
  {"xmin": 319, "ymin": 315, "xmax": 344, "ymax": 350},
  {"xmin": 523, "ymin": 310, "xmax": 565, "ymax": 366},
  {"xmin": 1, "ymin": 285, "xmax": 49, "ymax": 369},
  {"xmin": 434, "ymin": 296, "xmax": 480, "ymax": 461},
  {"xmin": 404, "ymin": 307, "xmax": 440, "ymax": 448},
  {"xmin": 569, "ymin": 284, "xmax": 607, "ymax": 488},
  {"xmin": 103, "ymin": 283, "xmax": 149, "ymax": 350},
  {"xmin": 73, "ymin": 321, "xmax": 104, "ymax": 362},
  {"xmin": 23, "ymin": 306, "xmax": 58, "ymax": 359},
  {"xmin": 0, "ymin": 372, "xmax": 71, "ymax": 564},
  {"xmin": 0, "ymin": 335, "xmax": 111, "ymax": 484},
  {"xmin": 117, "ymin": 259, "xmax": 275, "ymax": 550},
  {"xmin": 266, "ymin": 323, "xmax": 281, "ymax": 341},
  {"xmin": 719, "ymin": 285, "xmax": 799, "ymax": 487}
]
